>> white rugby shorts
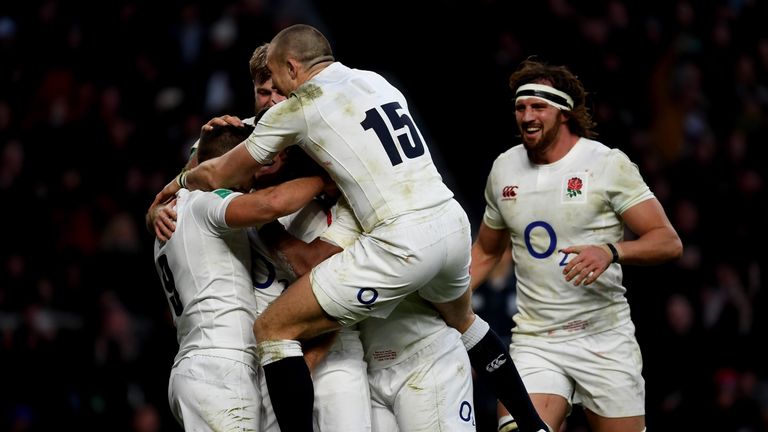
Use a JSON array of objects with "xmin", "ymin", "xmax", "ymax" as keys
[
  {"xmin": 510, "ymin": 321, "xmax": 645, "ymax": 417},
  {"xmin": 168, "ymin": 354, "xmax": 261, "ymax": 431},
  {"xmin": 311, "ymin": 199, "xmax": 472, "ymax": 327},
  {"xmin": 369, "ymin": 328, "xmax": 476, "ymax": 431}
]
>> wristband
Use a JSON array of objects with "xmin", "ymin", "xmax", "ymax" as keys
[
  {"xmin": 175, "ymin": 170, "xmax": 188, "ymax": 189},
  {"xmin": 606, "ymin": 243, "xmax": 620, "ymax": 263}
]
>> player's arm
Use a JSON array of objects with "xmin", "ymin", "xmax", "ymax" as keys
[
  {"xmin": 469, "ymin": 222, "xmax": 511, "ymax": 292},
  {"xmin": 261, "ymin": 225, "xmax": 342, "ymax": 276},
  {"xmin": 260, "ymin": 195, "xmax": 355, "ymax": 275},
  {"xmin": 225, "ymin": 176, "xmax": 326, "ymax": 229},
  {"xmin": 611, "ymin": 198, "xmax": 683, "ymax": 265},
  {"xmin": 152, "ymin": 142, "xmax": 264, "ymax": 207},
  {"xmin": 190, "ymin": 143, "xmax": 263, "ymax": 194},
  {"xmin": 562, "ymin": 198, "xmax": 683, "ymax": 285},
  {"xmin": 148, "ymin": 114, "xmax": 246, "ymax": 235}
]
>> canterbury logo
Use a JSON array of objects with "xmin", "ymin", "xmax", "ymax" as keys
[
  {"xmin": 502, "ymin": 185, "xmax": 518, "ymax": 199},
  {"xmin": 486, "ymin": 354, "xmax": 507, "ymax": 372}
]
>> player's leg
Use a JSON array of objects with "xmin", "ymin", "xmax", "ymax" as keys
[
  {"xmin": 257, "ymin": 199, "xmax": 473, "ymax": 432},
  {"xmin": 419, "ymin": 200, "xmax": 549, "ymax": 432},
  {"xmin": 257, "ymin": 368, "xmax": 280, "ymax": 432},
  {"xmin": 253, "ymin": 273, "xmax": 341, "ymax": 432},
  {"xmin": 583, "ymin": 411, "xmax": 645, "ymax": 432},
  {"xmin": 570, "ymin": 324, "xmax": 647, "ymax": 432},
  {"xmin": 506, "ymin": 339, "xmax": 577, "ymax": 432},
  {"xmin": 253, "ymin": 272, "xmax": 340, "ymax": 342},
  {"xmin": 496, "ymin": 394, "xmax": 569, "ymax": 432},
  {"xmin": 312, "ymin": 328, "xmax": 372, "ymax": 431},
  {"xmin": 390, "ymin": 330, "xmax": 476, "ymax": 431},
  {"xmin": 169, "ymin": 355, "xmax": 261, "ymax": 431},
  {"xmin": 254, "ymin": 224, "xmax": 428, "ymax": 432},
  {"xmin": 430, "ymin": 291, "xmax": 549, "ymax": 432},
  {"xmin": 370, "ymin": 398, "xmax": 399, "ymax": 432}
]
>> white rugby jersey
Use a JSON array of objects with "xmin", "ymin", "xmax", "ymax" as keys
[
  {"xmin": 153, "ymin": 188, "xmax": 259, "ymax": 366},
  {"xmin": 245, "ymin": 62, "xmax": 454, "ymax": 233},
  {"xmin": 246, "ymin": 198, "xmax": 334, "ymax": 314},
  {"xmin": 321, "ymin": 198, "xmax": 449, "ymax": 369},
  {"xmin": 483, "ymin": 138, "xmax": 654, "ymax": 341},
  {"xmin": 358, "ymin": 293, "xmax": 450, "ymax": 370}
]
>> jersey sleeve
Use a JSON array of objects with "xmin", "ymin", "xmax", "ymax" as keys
[
  {"xmin": 190, "ymin": 189, "xmax": 244, "ymax": 234},
  {"xmin": 604, "ymin": 149, "xmax": 655, "ymax": 215},
  {"xmin": 481, "ymin": 160, "xmax": 507, "ymax": 230},
  {"xmin": 319, "ymin": 196, "xmax": 361, "ymax": 249},
  {"xmin": 244, "ymin": 96, "xmax": 305, "ymax": 164}
]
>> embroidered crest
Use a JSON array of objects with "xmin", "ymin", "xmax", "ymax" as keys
[
  {"xmin": 566, "ymin": 177, "xmax": 583, "ymax": 198},
  {"xmin": 561, "ymin": 173, "xmax": 588, "ymax": 203}
]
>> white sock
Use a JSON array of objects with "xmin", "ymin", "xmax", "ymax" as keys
[
  {"xmin": 257, "ymin": 339, "xmax": 303, "ymax": 366},
  {"xmin": 460, "ymin": 315, "xmax": 490, "ymax": 351},
  {"xmin": 498, "ymin": 414, "xmax": 518, "ymax": 432}
]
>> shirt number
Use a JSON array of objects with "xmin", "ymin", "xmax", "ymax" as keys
[
  {"xmin": 156, "ymin": 254, "xmax": 183, "ymax": 317},
  {"xmin": 360, "ymin": 102, "xmax": 425, "ymax": 166}
]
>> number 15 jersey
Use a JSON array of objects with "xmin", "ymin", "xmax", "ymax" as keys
[{"xmin": 245, "ymin": 62, "xmax": 454, "ymax": 233}]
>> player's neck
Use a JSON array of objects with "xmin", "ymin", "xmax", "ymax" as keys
[
  {"xmin": 302, "ymin": 61, "xmax": 332, "ymax": 83},
  {"xmin": 530, "ymin": 129, "xmax": 579, "ymax": 165}
]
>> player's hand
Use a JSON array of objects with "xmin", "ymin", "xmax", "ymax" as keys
[
  {"xmin": 201, "ymin": 114, "xmax": 243, "ymax": 132},
  {"xmin": 560, "ymin": 244, "xmax": 614, "ymax": 286},
  {"xmin": 148, "ymin": 198, "xmax": 178, "ymax": 242},
  {"xmin": 150, "ymin": 178, "xmax": 181, "ymax": 219},
  {"xmin": 321, "ymin": 176, "xmax": 339, "ymax": 198},
  {"xmin": 303, "ymin": 331, "xmax": 338, "ymax": 372}
]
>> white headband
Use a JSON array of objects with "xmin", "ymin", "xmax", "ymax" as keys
[{"xmin": 515, "ymin": 83, "xmax": 573, "ymax": 111}]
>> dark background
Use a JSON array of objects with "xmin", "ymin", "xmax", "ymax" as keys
[{"xmin": 1, "ymin": 1, "xmax": 767, "ymax": 431}]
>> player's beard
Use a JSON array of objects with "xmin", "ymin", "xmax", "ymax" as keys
[{"xmin": 522, "ymin": 118, "xmax": 562, "ymax": 164}]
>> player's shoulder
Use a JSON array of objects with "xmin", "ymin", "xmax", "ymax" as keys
[
  {"xmin": 494, "ymin": 144, "xmax": 527, "ymax": 165},
  {"xmin": 578, "ymin": 138, "xmax": 631, "ymax": 162},
  {"xmin": 185, "ymin": 189, "xmax": 239, "ymax": 210},
  {"xmin": 336, "ymin": 62, "xmax": 394, "ymax": 94}
]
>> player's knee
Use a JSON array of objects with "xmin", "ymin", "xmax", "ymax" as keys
[
  {"xmin": 431, "ymin": 299, "xmax": 474, "ymax": 332},
  {"xmin": 254, "ymin": 314, "xmax": 301, "ymax": 342},
  {"xmin": 443, "ymin": 308, "xmax": 476, "ymax": 334},
  {"xmin": 253, "ymin": 316, "xmax": 274, "ymax": 342}
]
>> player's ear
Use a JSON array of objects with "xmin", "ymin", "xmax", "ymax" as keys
[{"xmin": 287, "ymin": 58, "xmax": 300, "ymax": 79}]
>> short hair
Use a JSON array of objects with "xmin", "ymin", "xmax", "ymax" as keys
[
  {"xmin": 249, "ymin": 42, "xmax": 270, "ymax": 84},
  {"xmin": 508, "ymin": 58, "xmax": 597, "ymax": 138},
  {"xmin": 270, "ymin": 24, "xmax": 334, "ymax": 69},
  {"xmin": 197, "ymin": 124, "xmax": 255, "ymax": 163}
]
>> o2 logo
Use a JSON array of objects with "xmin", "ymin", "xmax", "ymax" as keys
[
  {"xmin": 524, "ymin": 220, "xmax": 569, "ymax": 265},
  {"xmin": 357, "ymin": 288, "xmax": 378, "ymax": 310},
  {"xmin": 251, "ymin": 251, "xmax": 289, "ymax": 291},
  {"xmin": 459, "ymin": 400, "xmax": 474, "ymax": 425}
]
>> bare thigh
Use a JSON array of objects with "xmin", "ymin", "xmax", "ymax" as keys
[
  {"xmin": 430, "ymin": 287, "xmax": 474, "ymax": 334},
  {"xmin": 584, "ymin": 410, "xmax": 645, "ymax": 432},
  {"xmin": 496, "ymin": 394, "xmax": 569, "ymax": 432},
  {"xmin": 253, "ymin": 273, "xmax": 341, "ymax": 342}
]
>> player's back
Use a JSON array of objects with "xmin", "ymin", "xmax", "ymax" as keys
[
  {"xmin": 154, "ymin": 189, "xmax": 259, "ymax": 366},
  {"xmin": 255, "ymin": 62, "xmax": 455, "ymax": 232}
]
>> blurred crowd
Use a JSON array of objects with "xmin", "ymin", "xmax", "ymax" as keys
[{"xmin": 0, "ymin": 1, "xmax": 766, "ymax": 431}]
